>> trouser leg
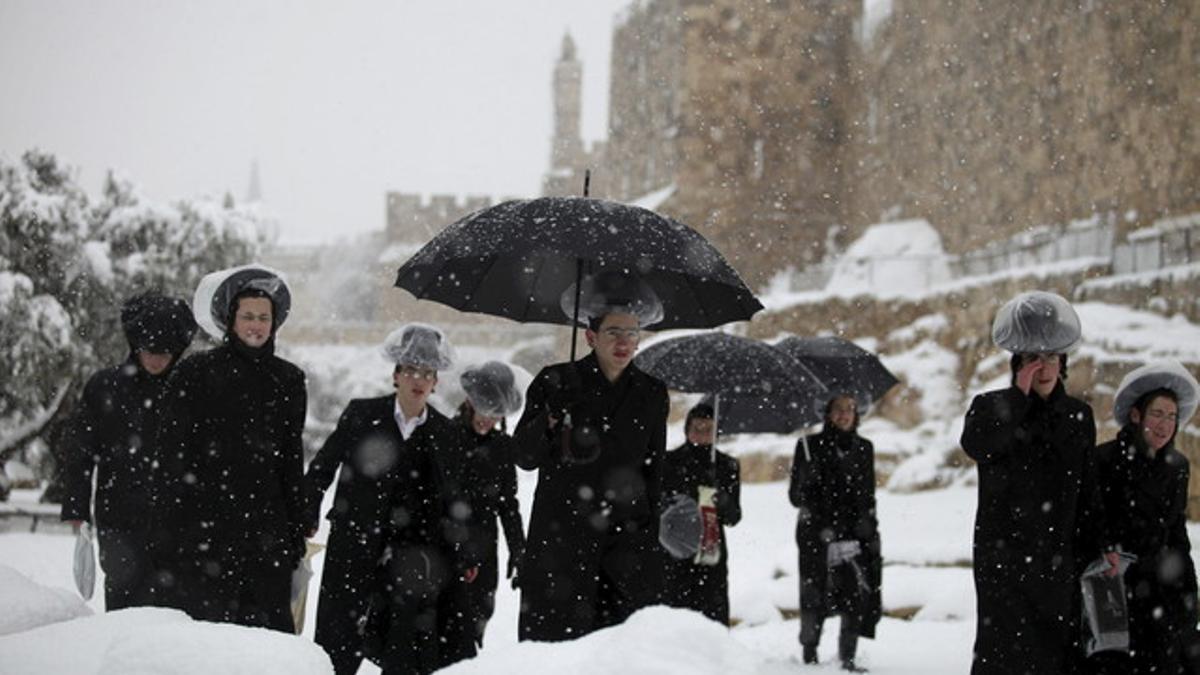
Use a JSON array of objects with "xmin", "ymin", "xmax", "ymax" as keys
[
  {"xmin": 800, "ymin": 609, "xmax": 824, "ymax": 647},
  {"xmin": 838, "ymin": 612, "xmax": 861, "ymax": 663}
]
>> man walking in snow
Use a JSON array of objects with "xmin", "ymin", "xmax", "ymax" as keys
[
  {"xmin": 149, "ymin": 265, "xmax": 308, "ymax": 632},
  {"xmin": 60, "ymin": 291, "xmax": 197, "ymax": 610},
  {"xmin": 305, "ymin": 323, "xmax": 480, "ymax": 674},
  {"xmin": 513, "ymin": 271, "xmax": 670, "ymax": 642}
]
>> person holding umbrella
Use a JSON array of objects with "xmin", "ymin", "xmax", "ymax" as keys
[
  {"xmin": 789, "ymin": 394, "xmax": 881, "ymax": 672},
  {"xmin": 303, "ymin": 323, "xmax": 479, "ymax": 674},
  {"xmin": 513, "ymin": 269, "xmax": 670, "ymax": 642},
  {"xmin": 454, "ymin": 361, "xmax": 527, "ymax": 647},
  {"xmin": 60, "ymin": 291, "xmax": 197, "ymax": 610},
  {"xmin": 661, "ymin": 402, "xmax": 742, "ymax": 625},
  {"xmin": 1087, "ymin": 361, "xmax": 1200, "ymax": 674},
  {"xmin": 961, "ymin": 290, "xmax": 1119, "ymax": 674},
  {"xmin": 149, "ymin": 264, "xmax": 307, "ymax": 632}
]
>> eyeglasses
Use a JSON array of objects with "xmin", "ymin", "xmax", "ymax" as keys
[
  {"xmin": 1021, "ymin": 353, "xmax": 1061, "ymax": 365},
  {"xmin": 599, "ymin": 327, "xmax": 641, "ymax": 341},
  {"xmin": 398, "ymin": 366, "xmax": 437, "ymax": 381}
]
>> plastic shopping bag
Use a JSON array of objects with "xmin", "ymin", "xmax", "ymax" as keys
[{"xmin": 73, "ymin": 523, "xmax": 96, "ymax": 601}]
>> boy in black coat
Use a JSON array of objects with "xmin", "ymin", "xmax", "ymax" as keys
[
  {"xmin": 661, "ymin": 403, "xmax": 741, "ymax": 625},
  {"xmin": 305, "ymin": 323, "xmax": 479, "ymax": 675}
]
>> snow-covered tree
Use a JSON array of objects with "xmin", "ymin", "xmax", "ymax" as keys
[{"xmin": 0, "ymin": 150, "xmax": 264, "ymax": 497}]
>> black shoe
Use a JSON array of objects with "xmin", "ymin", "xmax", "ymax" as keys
[
  {"xmin": 841, "ymin": 660, "xmax": 868, "ymax": 672},
  {"xmin": 802, "ymin": 646, "xmax": 818, "ymax": 664}
]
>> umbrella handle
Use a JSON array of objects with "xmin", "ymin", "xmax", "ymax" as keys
[{"xmin": 570, "ymin": 258, "xmax": 583, "ymax": 362}]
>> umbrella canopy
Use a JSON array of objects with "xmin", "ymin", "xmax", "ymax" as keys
[
  {"xmin": 773, "ymin": 336, "xmax": 899, "ymax": 413},
  {"xmin": 393, "ymin": 197, "xmax": 763, "ymax": 331},
  {"xmin": 635, "ymin": 333, "xmax": 828, "ymax": 434}
]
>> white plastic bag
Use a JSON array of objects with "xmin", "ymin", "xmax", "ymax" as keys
[
  {"xmin": 73, "ymin": 523, "xmax": 96, "ymax": 601},
  {"xmin": 291, "ymin": 542, "xmax": 323, "ymax": 634},
  {"xmin": 1081, "ymin": 552, "xmax": 1136, "ymax": 656}
]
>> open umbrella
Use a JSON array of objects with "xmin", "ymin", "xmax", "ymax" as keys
[
  {"xmin": 394, "ymin": 197, "xmax": 763, "ymax": 358},
  {"xmin": 773, "ymin": 336, "xmax": 899, "ymax": 413},
  {"xmin": 635, "ymin": 333, "xmax": 828, "ymax": 434}
]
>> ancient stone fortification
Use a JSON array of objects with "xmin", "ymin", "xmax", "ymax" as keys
[{"xmin": 600, "ymin": 0, "xmax": 1200, "ymax": 288}]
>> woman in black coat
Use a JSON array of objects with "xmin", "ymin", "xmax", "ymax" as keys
[
  {"xmin": 150, "ymin": 267, "xmax": 307, "ymax": 632},
  {"xmin": 1088, "ymin": 362, "xmax": 1200, "ymax": 674},
  {"xmin": 662, "ymin": 403, "xmax": 741, "ymax": 625},
  {"xmin": 514, "ymin": 308, "xmax": 669, "ymax": 642},
  {"xmin": 60, "ymin": 291, "xmax": 196, "ymax": 610},
  {"xmin": 789, "ymin": 395, "xmax": 881, "ymax": 672},
  {"xmin": 304, "ymin": 323, "xmax": 479, "ymax": 675},
  {"xmin": 455, "ymin": 360, "xmax": 526, "ymax": 648}
]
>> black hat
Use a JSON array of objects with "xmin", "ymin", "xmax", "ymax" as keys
[{"xmin": 120, "ymin": 292, "xmax": 198, "ymax": 355}]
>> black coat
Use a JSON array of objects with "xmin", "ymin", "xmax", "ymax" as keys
[
  {"xmin": 304, "ymin": 396, "xmax": 480, "ymax": 675},
  {"xmin": 513, "ymin": 352, "xmax": 669, "ymax": 641},
  {"xmin": 661, "ymin": 442, "xmax": 741, "ymax": 624},
  {"xmin": 1091, "ymin": 426, "xmax": 1200, "ymax": 675},
  {"xmin": 961, "ymin": 383, "xmax": 1107, "ymax": 675},
  {"xmin": 788, "ymin": 425, "xmax": 881, "ymax": 637},
  {"xmin": 61, "ymin": 356, "xmax": 168, "ymax": 529},
  {"xmin": 60, "ymin": 354, "xmax": 173, "ymax": 609},
  {"xmin": 461, "ymin": 426, "xmax": 525, "ymax": 642},
  {"xmin": 150, "ymin": 340, "xmax": 307, "ymax": 631}
]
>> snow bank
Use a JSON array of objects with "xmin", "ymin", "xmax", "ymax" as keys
[
  {"xmin": 444, "ymin": 606, "xmax": 794, "ymax": 675},
  {"xmin": 0, "ymin": 564, "xmax": 91, "ymax": 636},
  {"xmin": 825, "ymin": 220, "xmax": 953, "ymax": 297},
  {"xmin": 0, "ymin": 607, "xmax": 332, "ymax": 675}
]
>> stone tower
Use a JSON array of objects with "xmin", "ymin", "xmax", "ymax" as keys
[{"xmin": 543, "ymin": 33, "xmax": 590, "ymax": 196}]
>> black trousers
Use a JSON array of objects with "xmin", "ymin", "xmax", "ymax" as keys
[
  {"xmin": 800, "ymin": 608, "xmax": 861, "ymax": 662},
  {"xmin": 97, "ymin": 526, "xmax": 152, "ymax": 610}
]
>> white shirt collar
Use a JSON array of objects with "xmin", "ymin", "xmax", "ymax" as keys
[{"xmin": 394, "ymin": 398, "xmax": 429, "ymax": 441}]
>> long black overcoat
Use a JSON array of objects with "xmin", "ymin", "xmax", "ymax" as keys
[
  {"xmin": 961, "ymin": 383, "xmax": 1107, "ymax": 675},
  {"xmin": 1090, "ymin": 425, "xmax": 1200, "ymax": 674},
  {"xmin": 461, "ymin": 426, "xmax": 525, "ymax": 644},
  {"xmin": 150, "ymin": 340, "xmax": 307, "ymax": 631},
  {"xmin": 513, "ymin": 352, "xmax": 669, "ymax": 641},
  {"xmin": 61, "ymin": 356, "xmax": 172, "ymax": 608},
  {"xmin": 661, "ymin": 442, "xmax": 741, "ymax": 624},
  {"xmin": 788, "ymin": 425, "xmax": 882, "ymax": 637},
  {"xmin": 304, "ymin": 396, "xmax": 480, "ymax": 675}
]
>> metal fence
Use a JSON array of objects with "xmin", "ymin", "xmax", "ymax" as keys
[{"xmin": 788, "ymin": 212, "xmax": 1200, "ymax": 293}]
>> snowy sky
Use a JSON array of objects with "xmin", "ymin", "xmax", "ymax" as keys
[{"xmin": 0, "ymin": 0, "xmax": 630, "ymax": 245}]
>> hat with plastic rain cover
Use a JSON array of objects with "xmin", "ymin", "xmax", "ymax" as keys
[
  {"xmin": 1113, "ymin": 360, "xmax": 1200, "ymax": 428},
  {"xmin": 991, "ymin": 290, "xmax": 1081, "ymax": 354},
  {"xmin": 381, "ymin": 323, "xmax": 455, "ymax": 370},
  {"xmin": 559, "ymin": 269, "xmax": 664, "ymax": 327},
  {"xmin": 460, "ymin": 361, "xmax": 523, "ymax": 418},
  {"xmin": 658, "ymin": 494, "xmax": 703, "ymax": 559},
  {"xmin": 120, "ymin": 291, "xmax": 198, "ymax": 354},
  {"xmin": 192, "ymin": 264, "xmax": 291, "ymax": 340}
]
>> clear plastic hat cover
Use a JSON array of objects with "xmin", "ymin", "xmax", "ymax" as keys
[
  {"xmin": 560, "ymin": 269, "xmax": 664, "ymax": 327},
  {"xmin": 658, "ymin": 494, "xmax": 702, "ymax": 559},
  {"xmin": 460, "ymin": 361, "xmax": 523, "ymax": 417},
  {"xmin": 192, "ymin": 264, "xmax": 291, "ymax": 340},
  {"xmin": 381, "ymin": 322, "xmax": 455, "ymax": 370},
  {"xmin": 1112, "ymin": 360, "xmax": 1200, "ymax": 428},
  {"xmin": 991, "ymin": 290, "xmax": 1081, "ymax": 354}
]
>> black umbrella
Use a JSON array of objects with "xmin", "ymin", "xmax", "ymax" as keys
[
  {"xmin": 394, "ymin": 197, "xmax": 763, "ymax": 357},
  {"xmin": 773, "ymin": 336, "xmax": 899, "ymax": 412},
  {"xmin": 635, "ymin": 333, "xmax": 828, "ymax": 434}
]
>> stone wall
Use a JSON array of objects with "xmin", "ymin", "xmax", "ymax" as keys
[
  {"xmin": 840, "ymin": 0, "xmax": 1200, "ymax": 252},
  {"xmin": 601, "ymin": 0, "xmax": 1200, "ymax": 286}
]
